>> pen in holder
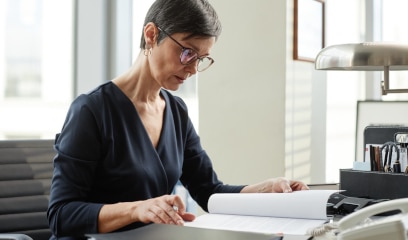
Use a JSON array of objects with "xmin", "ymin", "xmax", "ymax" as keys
[
  {"xmin": 380, "ymin": 141, "xmax": 400, "ymax": 173},
  {"xmin": 395, "ymin": 132, "xmax": 408, "ymax": 173},
  {"xmin": 393, "ymin": 159, "xmax": 401, "ymax": 173},
  {"xmin": 402, "ymin": 146, "xmax": 408, "ymax": 173}
]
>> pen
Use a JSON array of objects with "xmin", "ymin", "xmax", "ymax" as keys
[
  {"xmin": 374, "ymin": 146, "xmax": 381, "ymax": 172},
  {"xmin": 382, "ymin": 145, "xmax": 389, "ymax": 171},
  {"xmin": 387, "ymin": 144, "xmax": 393, "ymax": 172},
  {"xmin": 369, "ymin": 145, "xmax": 375, "ymax": 171}
]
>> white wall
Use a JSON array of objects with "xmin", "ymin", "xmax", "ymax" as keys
[
  {"xmin": 285, "ymin": 0, "xmax": 327, "ymax": 183},
  {"xmin": 199, "ymin": 0, "xmax": 327, "ymax": 185},
  {"xmin": 199, "ymin": 1, "xmax": 287, "ymax": 185}
]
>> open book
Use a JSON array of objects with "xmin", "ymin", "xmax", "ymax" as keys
[{"xmin": 185, "ymin": 190, "xmax": 338, "ymax": 235}]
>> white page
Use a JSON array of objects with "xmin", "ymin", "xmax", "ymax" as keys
[
  {"xmin": 185, "ymin": 213, "xmax": 327, "ymax": 235},
  {"xmin": 208, "ymin": 190, "xmax": 337, "ymax": 220},
  {"xmin": 185, "ymin": 190, "xmax": 338, "ymax": 235}
]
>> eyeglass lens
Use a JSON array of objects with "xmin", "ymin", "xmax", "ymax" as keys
[
  {"xmin": 197, "ymin": 57, "xmax": 212, "ymax": 72},
  {"xmin": 180, "ymin": 49, "xmax": 197, "ymax": 64},
  {"xmin": 181, "ymin": 49, "xmax": 212, "ymax": 72}
]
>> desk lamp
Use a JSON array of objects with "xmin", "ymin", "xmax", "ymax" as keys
[{"xmin": 315, "ymin": 42, "xmax": 408, "ymax": 95}]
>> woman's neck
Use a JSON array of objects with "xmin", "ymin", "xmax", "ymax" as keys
[{"xmin": 112, "ymin": 52, "xmax": 161, "ymax": 104}]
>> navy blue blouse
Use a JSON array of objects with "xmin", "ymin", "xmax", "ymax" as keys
[{"xmin": 47, "ymin": 82, "xmax": 244, "ymax": 238}]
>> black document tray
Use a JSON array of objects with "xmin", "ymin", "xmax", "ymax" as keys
[{"xmin": 340, "ymin": 169, "xmax": 408, "ymax": 200}]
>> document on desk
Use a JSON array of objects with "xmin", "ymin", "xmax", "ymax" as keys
[{"xmin": 185, "ymin": 190, "xmax": 338, "ymax": 235}]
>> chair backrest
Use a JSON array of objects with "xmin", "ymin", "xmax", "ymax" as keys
[{"xmin": 0, "ymin": 139, "xmax": 55, "ymax": 240}]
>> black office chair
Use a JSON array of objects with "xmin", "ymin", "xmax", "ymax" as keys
[
  {"xmin": 0, "ymin": 140, "xmax": 55, "ymax": 240},
  {"xmin": 0, "ymin": 234, "xmax": 33, "ymax": 240}
]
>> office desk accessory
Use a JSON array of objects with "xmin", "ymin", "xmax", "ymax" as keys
[
  {"xmin": 86, "ymin": 223, "xmax": 283, "ymax": 240},
  {"xmin": 362, "ymin": 125, "xmax": 408, "ymax": 166},
  {"xmin": 340, "ymin": 169, "xmax": 408, "ymax": 200},
  {"xmin": 315, "ymin": 42, "xmax": 408, "ymax": 95},
  {"xmin": 341, "ymin": 125, "xmax": 408, "ymax": 201},
  {"xmin": 309, "ymin": 198, "xmax": 408, "ymax": 240}
]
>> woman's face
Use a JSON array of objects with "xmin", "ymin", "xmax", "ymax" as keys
[{"xmin": 150, "ymin": 32, "xmax": 216, "ymax": 91}]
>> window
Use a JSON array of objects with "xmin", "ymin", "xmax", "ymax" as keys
[
  {"xmin": 381, "ymin": 0, "xmax": 408, "ymax": 101},
  {"xmin": 0, "ymin": 0, "xmax": 74, "ymax": 139}
]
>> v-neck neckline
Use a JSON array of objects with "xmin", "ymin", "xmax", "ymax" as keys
[{"xmin": 110, "ymin": 82, "xmax": 169, "ymax": 151}]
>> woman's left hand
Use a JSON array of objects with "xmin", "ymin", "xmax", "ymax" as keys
[{"xmin": 240, "ymin": 177, "xmax": 309, "ymax": 193}]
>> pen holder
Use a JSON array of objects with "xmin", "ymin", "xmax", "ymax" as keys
[{"xmin": 340, "ymin": 169, "xmax": 408, "ymax": 200}]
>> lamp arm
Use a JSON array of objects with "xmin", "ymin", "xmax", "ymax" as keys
[{"xmin": 381, "ymin": 66, "xmax": 408, "ymax": 95}]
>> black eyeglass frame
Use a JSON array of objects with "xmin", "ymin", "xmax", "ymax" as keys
[{"xmin": 157, "ymin": 27, "xmax": 214, "ymax": 72}]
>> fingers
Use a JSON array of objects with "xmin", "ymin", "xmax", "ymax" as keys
[
  {"xmin": 275, "ymin": 178, "xmax": 309, "ymax": 193},
  {"xmin": 278, "ymin": 178, "xmax": 293, "ymax": 193},
  {"xmin": 180, "ymin": 212, "xmax": 196, "ymax": 222},
  {"xmin": 289, "ymin": 180, "xmax": 310, "ymax": 191},
  {"xmin": 165, "ymin": 194, "xmax": 186, "ymax": 215},
  {"xmin": 139, "ymin": 195, "xmax": 195, "ymax": 226},
  {"xmin": 166, "ymin": 195, "xmax": 196, "ymax": 222},
  {"xmin": 148, "ymin": 202, "xmax": 183, "ymax": 225}
]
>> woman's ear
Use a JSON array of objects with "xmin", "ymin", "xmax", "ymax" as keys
[{"xmin": 143, "ymin": 22, "xmax": 158, "ymax": 48}]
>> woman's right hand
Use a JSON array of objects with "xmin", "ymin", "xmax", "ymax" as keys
[
  {"xmin": 98, "ymin": 194, "xmax": 196, "ymax": 233},
  {"xmin": 133, "ymin": 194, "xmax": 196, "ymax": 225}
]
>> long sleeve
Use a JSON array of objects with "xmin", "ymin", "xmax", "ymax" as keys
[{"xmin": 47, "ymin": 94, "xmax": 105, "ymax": 238}]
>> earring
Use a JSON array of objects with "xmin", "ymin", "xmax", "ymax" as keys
[{"xmin": 143, "ymin": 48, "xmax": 152, "ymax": 56}]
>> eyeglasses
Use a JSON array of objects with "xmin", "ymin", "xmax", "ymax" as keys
[{"xmin": 157, "ymin": 27, "xmax": 214, "ymax": 72}]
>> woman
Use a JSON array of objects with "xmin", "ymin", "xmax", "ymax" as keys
[{"xmin": 47, "ymin": 0, "xmax": 309, "ymax": 239}]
